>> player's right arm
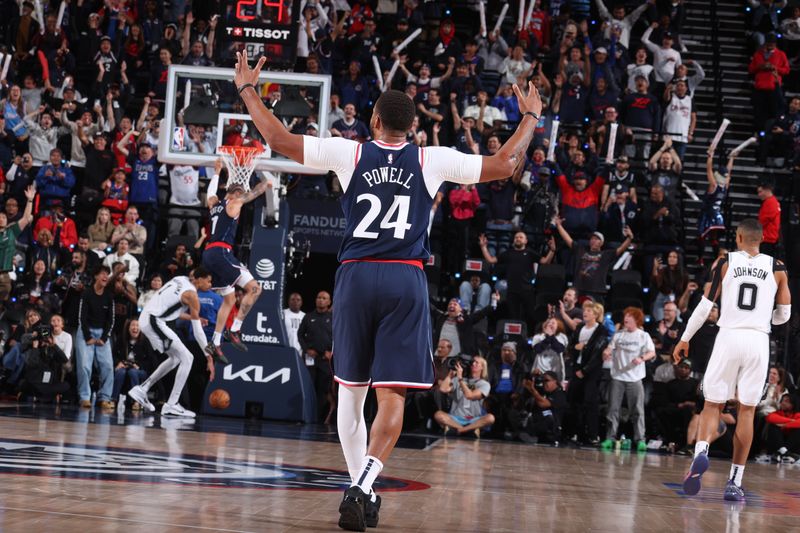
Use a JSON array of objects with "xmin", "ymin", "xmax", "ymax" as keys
[
  {"xmin": 181, "ymin": 290, "xmax": 209, "ymax": 352},
  {"xmin": 234, "ymin": 52, "xmax": 305, "ymax": 163},
  {"xmin": 672, "ymin": 258, "xmax": 728, "ymax": 363},
  {"xmin": 206, "ymin": 158, "xmax": 223, "ymax": 208}
]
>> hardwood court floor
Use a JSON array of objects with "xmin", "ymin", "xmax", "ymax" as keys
[{"xmin": 0, "ymin": 404, "xmax": 798, "ymax": 532}]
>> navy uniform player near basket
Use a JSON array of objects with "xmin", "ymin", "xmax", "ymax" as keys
[
  {"xmin": 673, "ymin": 218, "xmax": 791, "ymax": 503},
  {"xmin": 235, "ymin": 50, "xmax": 543, "ymax": 531},
  {"xmin": 202, "ymin": 157, "xmax": 270, "ymax": 363}
]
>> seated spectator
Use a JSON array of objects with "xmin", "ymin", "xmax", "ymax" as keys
[
  {"xmin": 655, "ymin": 358, "xmax": 698, "ymax": 449},
  {"xmin": 765, "ymin": 394, "xmax": 800, "ymax": 462},
  {"xmin": 102, "ymin": 168, "xmax": 130, "ymax": 223},
  {"xmin": 432, "ymin": 297, "xmax": 494, "ymax": 357},
  {"xmin": 88, "ymin": 208, "xmax": 115, "ymax": 251},
  {"xmin": 487, "ymin": 342, "xmax": 527, "ymax": 438},
  {"xmin": 76, "ymin": 265, "xmax": 115, "ymax": 409},
  {"xmin": 112, "ymin": 319, "xmax": 151, "ymax": 409},
  {"xmin": 434, "ymin": 356, "xmax": 495, "ymax": 437},
  {"xmin": 33, "ymin": 205, "xmax": 78, "ymax": 251},
  {"xmin": 566, "ymin": 301, "xmax": 609, "ymax": 445},
  {"xmin": 110, "ymin": 207, "xmax": 147, "ymax": 255},
  {"xmin": 555, "ymin": 219, "xmax": 633, "ymax": 303},
  {"xmin": 479, "ymin": 232, "xmax": 554, "ymax": 326},
  {"xmin": 138, "ymin": 273, "xmax": 163, "ymax": 310},
  {"xmin": 749, "ymin": 0, "xmax": 784, "ymax": 49},
  {"xmin": 761, "ymin": 96, "xmax": 800, "ymax": 166},
  {"xmin": 330, "ymin": 103, "xmax": 370, "ymax": 142},
  {"xmin": 759, "ymin": 365, "xmax": 788, "ymax": 418},
  {"xmin": 642, "ymin": 184, "xmax": 682, "ymax": 249},
  {"xmin": 35, "ymin": 148, "xmax": 76, "ymax": 207},
  {"xmin": 531, "ymin": 317, "xmax": 568, "ymax": 383},
  {"xmin": 650, "ymin": 250, "xmax": 689, "ymax": 321},
  {"xmin": 515, "ymin": 371, "xmax": 568, "ymax": 444},
  {"xmin": 1, "ymin": 308, "xmax": 42, "ymax": 387},
  {"xmin": 600, "ymin": 307, "xmax": 656, "ymax": 452},
  {"xmin": 13, "ymin": 258, "xmax": 59, "ymax": 314},
  {"xmin": 103, "ymin": 239, "xmax": 140, "ymax": 285},
  {"xmin": 748, "ymin": 33, "xmax": 790, "ymax": 132},
  {"xmin": 686, "ymin": 302, "xmax": 718, "ymax": 377},
  {"xmin": 159, "ymin": 243, "xmax": 194, "ymax": 281},
  {"xmin": 459, "ymin": 273, "xmax": 492, "ymax": 314},
  {"xmin": 686, "ymin": 399, "xmax": 736, "ymax": 456}
]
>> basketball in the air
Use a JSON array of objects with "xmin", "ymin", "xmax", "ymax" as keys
[{"xmin": 209, "ymin": 389, "xmax": 231, "ymax": 410}]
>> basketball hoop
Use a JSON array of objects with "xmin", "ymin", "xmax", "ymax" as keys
[{"xmin": 218, "ymin": 142, "xmax": 265, "ymax": 192}]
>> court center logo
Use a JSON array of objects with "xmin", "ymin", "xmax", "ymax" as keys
[
  {"xmin": 0, "ymin": 439, "xmax": 429, "ymax": 491},
  {"xmin": 256, "ymin": 258, "xmax": 275, "ymax": 279}
]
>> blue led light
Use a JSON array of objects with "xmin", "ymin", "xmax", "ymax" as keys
[
  {"xmin": 455, "ymin": 272, "xmax": 461, "ymax": 279},
  {"xmin": 491, "ymin": 276, "xmax": 498, "ymax": 282}
]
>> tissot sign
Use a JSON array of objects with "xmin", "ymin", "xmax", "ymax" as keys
[{"xmin": 0, "ymin": 439, "xmax": 429, "ymax": 491}]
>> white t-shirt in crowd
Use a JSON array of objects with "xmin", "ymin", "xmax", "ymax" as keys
[
  {"xmin": 283, "ymin": 308, "xmax": 306, "ymax": 356},
  {"xmin": 53, "ymin": 331, "xmax": 73, "ymax": 360},
  {"xmin": 576, "ymin": 323, "xmax": 598, "ymax": 366},
  {"xmin": 608, "ymin": 328, "xmax": 655, "ymax": 382},
  {"xmin": 169, "ymin": 165, "xmax": 201, "ymax": 206}
]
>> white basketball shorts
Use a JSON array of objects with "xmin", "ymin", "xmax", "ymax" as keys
[{"xmin": 702, "ymin": 328, "xmax": 769, "ymax": 406}]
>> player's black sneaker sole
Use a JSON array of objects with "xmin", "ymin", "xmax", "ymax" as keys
[
  {"xmin": 223, "ymin": 329, "xmax": 249, "ymax": 352},
  {"xmin": 365, "ymin": 494, "xmax": 381, "ymax": 528},
  {"xmin": 204, "ymin": 342, "xmax": 229, "ymax": 365},
  {"xmin": 338, "ymin": 486, "xmax": 367, "ymax": 531}
]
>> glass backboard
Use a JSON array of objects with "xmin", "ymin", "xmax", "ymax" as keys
[{"xmin": 158, "ymin": 65, "xmax": 331, "ymax": 175}]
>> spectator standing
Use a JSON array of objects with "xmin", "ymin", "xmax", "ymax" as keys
[
  {"xmin": 757, "ymin": 181, "xmax": 781, "ymax": 256},
  {"xmin": 595, "ymin": 0, "xmax": 651, "ymax": 49},
  {"xmin": 531, "ymin": 317, "xmax": 569, "ymax": 382},
  {"xmin": 125, "ymin": 143, "xmax": 159, "ymax": 251},
  {"xmin": 76, "ymin": 265, "xmax": 115, "ymax": 409},
  {"xmin": 641, "ymin": 22, "xmax": 681, "ymax": 90},
  {"xmin": 284, "ymin": 293, "xmax": 305, "ymax": 357},
  {"xmin": 600, "ymin": 307, "xmax": 656, "ymax": 452},
  {"xmin": 103, "ymin": 239, "xmax": 140, "ymax": 285},
  {"xmin": 447, "ymin": 184, "xmax": 480, "ymax": 273},
  {"xmin": 748, "ymin": 33, "xmax": 790, "ymax": 132},
  {"xmin": 110, "ymin": 206, "xmax": 147, "ymax": 255},
  {"xmin": 35, "ymin": 148, "xmax": 76, "ymax": 207},
  {"xmin": 642, "ymin": 184, "xmax": 682, "ymax": 249},
  {"xmin": 655, "ymin": 358, "xmax": 698, "ymax": 450},
  {"xmin": 487, "ymin": 342, "xmax": 527, "ymax": 438},
  {"xmin": 0, "ymin": 187, "xmax": 35, "ymax": 303},
  {"xmin": 647, "ymin": 137, "xmax": 683, "ymax": 199},
  {"xmin": 554, "ymin": 169, "xmax": 606, "ymax": 238},
  {"xmin": 662, "ymin": 80, "xmax": 695, "ymax": 159},
  {"xmin": 650, "ymin": 250, "xmax": 689, "ymax": 321},
  {"xmin": 297, "ymin": 291, "xmax": 334, "ymax": 423}
]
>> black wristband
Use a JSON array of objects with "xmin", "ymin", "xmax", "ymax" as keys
[
  {"xmin": 237, "ymin": 83, "xmax": 255, "ymax": 95},
  {"xmin": 524, "ymin": 111, "xmax": 539, "ymax": 121}
]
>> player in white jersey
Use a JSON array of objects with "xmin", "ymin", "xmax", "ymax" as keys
[
  {"xmin": 128, "ymin": 267, "xmax": 214, "ymax": 417},
  {"xmin": 673, "ymin": 219, "xmax": 791, "ymax": 502}
]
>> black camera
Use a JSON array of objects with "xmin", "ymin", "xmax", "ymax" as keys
[
  {"xmin": 533, "ymin": 375, "xmax": 546, "ymax": 394},
  {"xmin": 32, "ymin": 324, "xmax": 52, "ymax": 340},
  {"xmin": 447, "ymin": 353, "xmax": 473, "ymax": 373}
]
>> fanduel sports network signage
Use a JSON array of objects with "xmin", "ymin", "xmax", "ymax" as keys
[
  {"xmin": 203, "ymin": 201, "xmax": 316, "ymax": 422},
  {"xmin": 288, "ymin": 197, "xmax": 345, "ymax": 255}
]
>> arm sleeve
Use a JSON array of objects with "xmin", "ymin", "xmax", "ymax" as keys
[
  {"xmin": 191, "ymin": 319, "xmax": 208, "ymax": 351},
  {"xmin": 419, "ymin": 146, "xmax": 483, "ymax": 198},
  {"xmin": 302, "ymin": 136, "xmax": 360, "ymax": 192}
]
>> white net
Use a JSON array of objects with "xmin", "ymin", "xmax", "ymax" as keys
[{"xmin": 218, "ymin": 145, "xmax": 265, "ymax": 192}]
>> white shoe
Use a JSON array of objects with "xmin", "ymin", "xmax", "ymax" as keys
[
  {"xmin": 128, "ymin": 386, "xmax": 155, "ymax": 412},
  {"xmin": 161, "ymin": 403, "xmax": 196, "ymax": 418}
]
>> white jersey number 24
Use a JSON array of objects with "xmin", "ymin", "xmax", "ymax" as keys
[{"xmin": 352, "ymin": 194, "xmax": 412, "ymax": 240}]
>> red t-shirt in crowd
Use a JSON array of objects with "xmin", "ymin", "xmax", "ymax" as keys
[{"xmin": 759, "ymin": 195, "xmax": 780, "ymax": 244}]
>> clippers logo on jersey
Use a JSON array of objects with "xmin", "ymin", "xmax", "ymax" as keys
[{"xmin": 0, "ymin": 438, "xmax": 429, "ymax": 491}]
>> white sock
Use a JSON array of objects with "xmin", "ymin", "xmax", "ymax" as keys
[
  {"xmin": 369, "ymin": 490, "xmax": 377, "ymax": 503},
  {"xmin": 337, "ymin": 384, "xmax": 369, "ymax": 482},
  {"xmin": 729, "ymin": 464, "xmax": 745, "ymax": 487},
  {"xmin": 694, "ymin": 441, "xmax": 709, "ymax": 457},
  {"xmin": 778, "ymin": 446, "xmax": 788, "ymax": 456},
  {"xmin": 231, "ymin": 318, "xmax": 243, "ymax": 332},
  {"xmin": 354, "ymin": 455, "xmax": 383, "ymax": 495},
  {"xmin": 213, "ymin": 331, "xmax": 222, "ymax": 344}
]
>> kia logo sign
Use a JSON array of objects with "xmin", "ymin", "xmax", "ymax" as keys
[
  {"xmin": 256, "ymin": 259, "xmax": 275, "ymax": 278},
  {"xmin": 504, "ymin": 323, "xmax": 523, "ymax": 335}
]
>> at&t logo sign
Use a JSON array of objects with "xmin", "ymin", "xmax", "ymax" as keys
[{"xmin": 255, "ymin": 258, "xmax": 277, "ymax": 290}]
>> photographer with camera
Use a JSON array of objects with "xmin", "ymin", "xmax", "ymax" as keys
[
  {"xmin": 19, "ymin": 322, "xmax": 70, "ymax": 402},
  {"xmin": 514, "ymin": 371, "xmax": 568, "ymax": 445},
  {"xmin": 434, "ymin": 355, "xmax": 495, "ymax": 437},
  {"xmin": 0, "ymin": 308, "xmax": 42, "ymax": 389}
]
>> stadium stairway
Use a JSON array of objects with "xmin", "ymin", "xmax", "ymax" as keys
[{"xmin": 678, "ymin": 0, "xmax": 793, "ymax": 268}]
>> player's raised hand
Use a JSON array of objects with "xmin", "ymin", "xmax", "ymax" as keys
[
  {"xmin": 513, "ymin": 81, "xmax": 542, "ymax": 118},
  {"xmin": 234, "ymin": 50, "xmax": 267, "ymax": 91}
]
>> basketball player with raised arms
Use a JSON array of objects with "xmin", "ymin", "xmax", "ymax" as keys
[
  {"xmin": 673, "ymin": 218, "xmax": 791, "ymax": 502},
  {"xmin": 202, "ymin": 157, "xmax": 270, "ymax": 363},
  {"xmin": 128, "ymin": 266, "xmax": 215, "ymax": 417},
  {"xmin": 234, "ymin": 50, "xmax": 542, "ymax": 531}
]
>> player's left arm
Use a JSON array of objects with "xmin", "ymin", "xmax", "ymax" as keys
[
  {"xmin": 673, "ymin": 258, "xmax": 728, "ymax": 363},
  {"xmin": 181, "ymin": 291, "xmax": 209, "ymax": 351},
  {"xmin": 234, "ymin": 51, "xmax": 304, "ymax": 163},
  {"xmin": 773, "ymin": 261, "xmax": 791, "ymax": 325}
]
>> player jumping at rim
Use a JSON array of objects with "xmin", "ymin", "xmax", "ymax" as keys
[
  {"xmin": 673, "ymin": 218, "xmax": 791, "ymax": 502},
  {"xmin": 202, "ymin": 157, "xmax": 270, "ymax": 363},
  {"xmin": 234, "ymin": 50, "xmax": 543, "ymax": 531},
  {"xmin": 128, "ymin": 266, "xmax": 215, "ymax": 417}
]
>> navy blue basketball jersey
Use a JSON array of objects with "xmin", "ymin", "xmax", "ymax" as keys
[
  {"xmin": 339, "ymin": 142, "xmax": 433, "ymax": 262},
  {"xmin": 209, "ymin": 199, "xmax": 238, "ymax": 246}
]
